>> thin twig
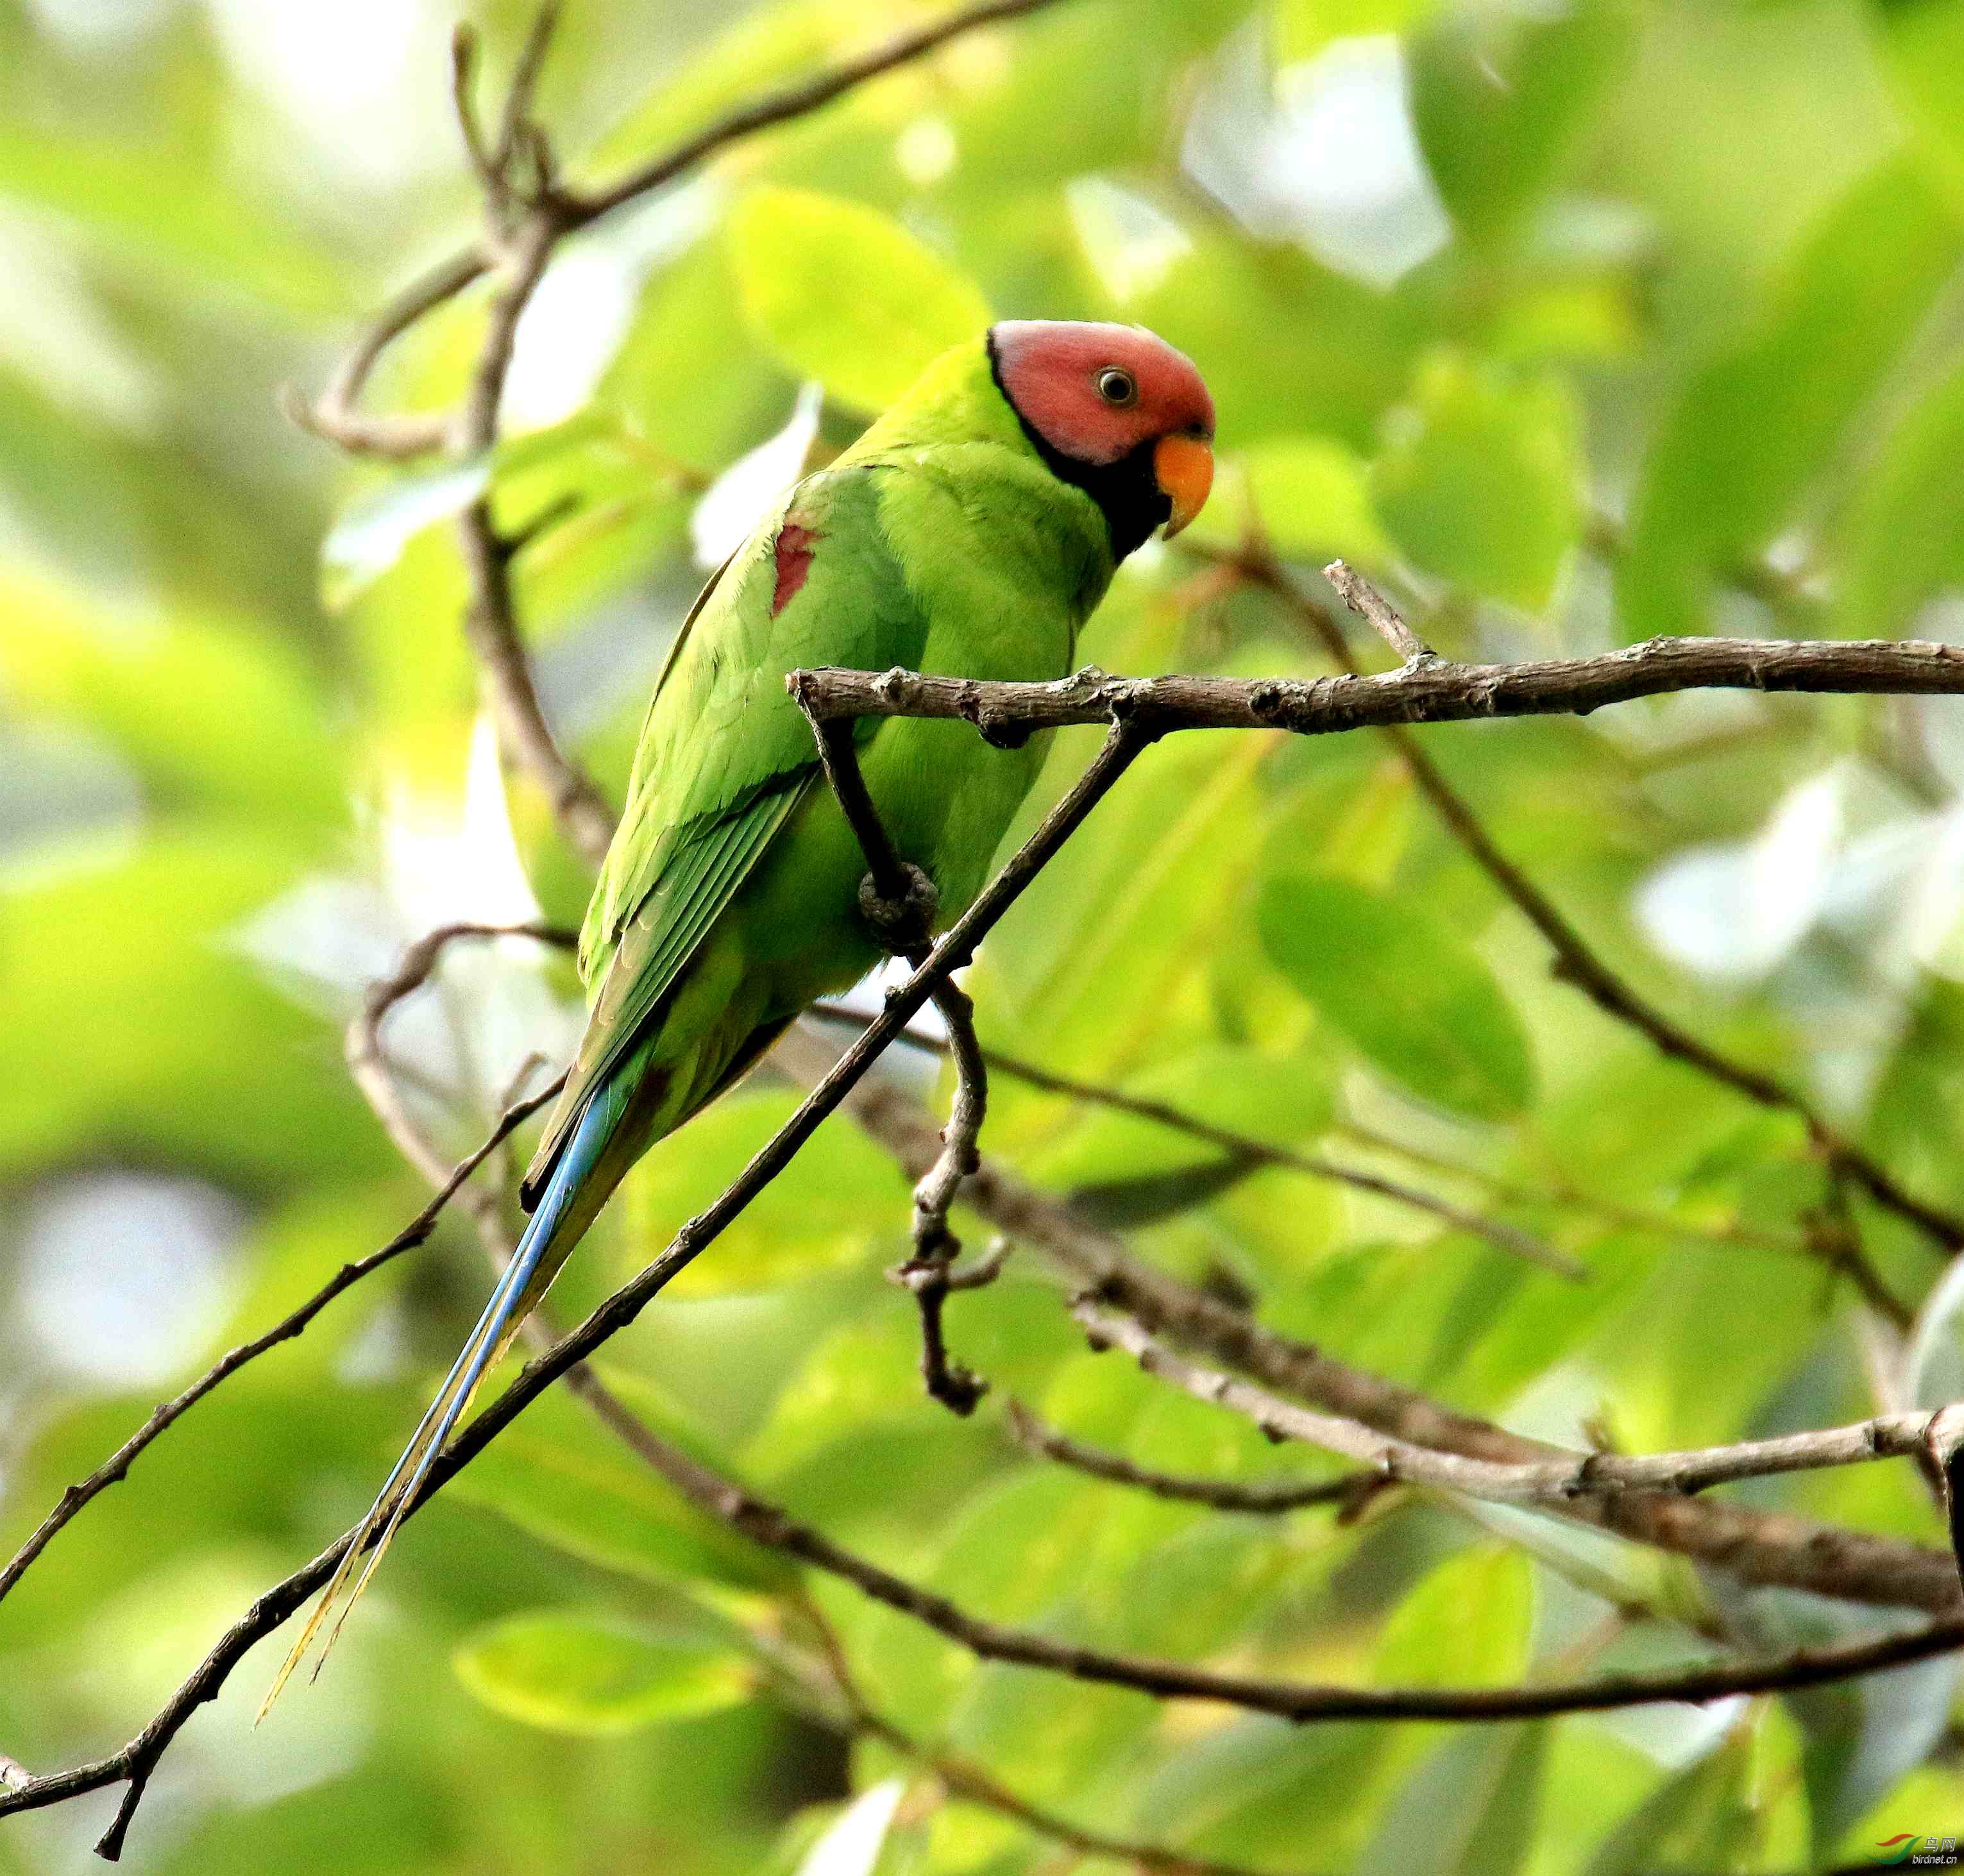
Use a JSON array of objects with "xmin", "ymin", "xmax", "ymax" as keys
[
  {"xmin": 493, "ymin": 1, "xmax": 562, "ymax": 178},
  {"xmin": 287, "ymin": 0, "xmax": 1076, "ymax": 455},
  {"xmin": 893, "ymin": 977, "xmax": 992, "ymax": 1414},
  {"xmin": 344, "ymin": 919, "xmax": 575, "ymax": 1187},
  {"xmin": 1006, "ymin": 1399, "xmax": 1372, "ymax": 1514},
  {"xmin": 1073, "ymin": 1302, "xmax": 1964, "ymax": 1507},
  {"xmin": 1325, "ymin": 557, "xmax": 1434, "ymax": 663},
  {"xmin": 809, "ymin": 1004, "xmax": 1585, "ymax": 1279},
  {"xmin": 449, "ymin": 26, "xmax": 500, "ymax": 203},
  {"xmin": 280, "ymin": 248, "xmax": 488, "ymax": 459},
  {"xmin": 447, "ymin": 207, "xmax": 614, "ymax": 865}
]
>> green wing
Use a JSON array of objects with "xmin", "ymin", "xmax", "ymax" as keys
[{"xmin": 523, "ymin": 464, "xmax": 924, "ymax": 1201}]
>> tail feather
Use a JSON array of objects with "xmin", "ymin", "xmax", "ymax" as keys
[{"xmin": 258, "ymin": 1090, "xmax": 616, "ymax": 1720}]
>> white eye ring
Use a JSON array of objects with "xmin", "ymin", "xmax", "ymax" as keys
[{"xmin": 1096, "ymin": 367, "xmax": 1138, "ymax": 407}]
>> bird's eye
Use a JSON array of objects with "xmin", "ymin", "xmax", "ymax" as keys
[{"xmin": 1096, "ymin": 367, "xmax": 1138, "ymax": 407}]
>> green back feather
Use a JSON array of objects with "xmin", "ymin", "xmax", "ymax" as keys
[{"xmin": 525, "ymin": 337, "xmax": 1111, "ymax": 1198}]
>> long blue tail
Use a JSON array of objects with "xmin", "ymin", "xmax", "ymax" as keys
[{"xmin": 259, "ymin": 1093, "xmax": 614, "ymax": 1717}]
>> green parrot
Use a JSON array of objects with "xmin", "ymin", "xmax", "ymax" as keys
[{"xmin": 269, "ymin": 319, "xmax": 1215, "ymax": 1699}]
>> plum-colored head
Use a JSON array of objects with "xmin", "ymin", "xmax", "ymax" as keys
[{"xmin": 988, "ymin": 320, "xmax": 1215, "ymax": 557}]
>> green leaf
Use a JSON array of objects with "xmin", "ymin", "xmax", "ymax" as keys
[
  {"xmin": 1258, "ymin": 872, "xmax": 1536, "ymax": 1122},
  {"xmin": 1585, "ymin": 1728, "xmax": 1757, "ymax": 1876},
  {"xmin": 321, "ymin": 459, "xmax": 490, "ymax": 614},
  {"xmin": 0, "ymin": 123, "xmax": 355, "ymax": 315},
  {"xmin": 1370, "ymin": 351, "xmax": 1582, "ymax": 611},
  {"xmin": 793, "ymin": 1779, "xmax": 908, "ymax": 1876},
  {"xmin": 1784, "ymin": 1627, "xmax": 1960, "ymax": 1850},
  {"xmin": 1375, "ymin": 1547, "xmax": 1532, "ymax": 1691},
  {"xmin": 1361, "ymin": 1723, "xmax": 1548, "ymax": 1876},
  {"xmin": 1870, "ymin": 0, "xmax": 1964, "ymax": 188},
  {"xmin": 1133, "ymin": 1717, "xmax": 1391, "ymax": 1870},
  {"xmin": 0, "ymin": 567, "xmax": 346, "ymax": 833},
  {"xmin": 1276, "ymin": 0, "xmax": 1436, "ymax": 65},
  {"xmin": 1185, "ymin": 436, "xmax": 1395, "ymax": 567},
  {"xmin": 728, "ymin": 187, "xmax": 991, "ymax": 410},
  {"xmin": 1837, "ymin": 355, "xmax": 1964, "ymax": 641},
  {"xmin": 622, "ymin": 1088, "xmax": 910, "ymax": 1296},
  {"xmin": 0, "ymin": 835, "xmax": 383, "ymax": 1186},
  {"xmin": 602, "ymin": 231, "xmax": 799, "ymax": 471},
  {"xmin": 981, "ymin": 718, "xmax": 1279, "ymax": 1081},
  {"xmin": 1620, "ymin": 154, "xmax": 1964, "ymax": 642},
  {"xmin": 444, "ymin": 1380, "xmax": 790, "ymax": 1594},
  {"xmin": 1409, "ymin": 0, "xmax": 1633, "ymax": 247},
  {"xmin": 452, "ymin": 1610, "xmax": 751, "ymax": 1735},
  {"xmin": 492, "ymin": 410, "xmax": 699, "ymax": 630}
]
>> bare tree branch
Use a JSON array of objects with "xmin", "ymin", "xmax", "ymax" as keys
[
  {"xmin": 282, "ymin": 1395, "xmax": 1964, "ymax": 1721},
  {"xmin": 24, "ymin": 1290, "xmax": 1959, "ymax": 1859},
  {"xmin": 789, "ymin": 637, "xmax": 1964, "ymax": 739},
  {"xmin": 1074, "ymin": 1301, "xmax": 1964, "ymax": 1509},
  {"xmin": 1006, "ymin": 1399, "xmax": 1373, "ymax": 1514},
  {"xmin": 280, "ymin": 248, "xmax": 487, "ymax": 459},
  {"xmin": 794, "ymin": 1057, "xmax": 1964, "ymax": 1617}
]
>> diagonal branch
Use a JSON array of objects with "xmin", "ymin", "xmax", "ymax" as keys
[
  {"xmin": 0, "ymin": 1079, "xmax": 559, "ymax": 1618},
  {"xmin": 1, "ymin": 720, "xmax": 1146, "ymax": 1859}
]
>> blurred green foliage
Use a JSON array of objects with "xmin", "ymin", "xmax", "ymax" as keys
[{"xmin": 9, "ymin": 0, "xmax": 1964, "ymax": 1871}]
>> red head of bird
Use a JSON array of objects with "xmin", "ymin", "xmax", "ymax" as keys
[{"xmin": 988, "ymin": 319, "xmax": 1215, "ymax": 558}]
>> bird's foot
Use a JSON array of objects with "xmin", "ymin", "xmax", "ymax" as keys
[{"xmin": 858, "ymin": 861, "xmax": 939, "ymax": 958}]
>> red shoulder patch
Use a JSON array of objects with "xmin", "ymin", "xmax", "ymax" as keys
[{"xmin": 772, "ymin": 523, "xmax": 818, "ymax": 616}]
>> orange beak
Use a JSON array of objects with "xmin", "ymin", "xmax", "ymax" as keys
[{"xmin": 1154, "ymin": 432, "xmax": 1214, "ymax": 538}]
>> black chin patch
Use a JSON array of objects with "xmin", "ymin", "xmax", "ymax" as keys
[{"xmin": 987, "ymin": 330, "xmax": 1171, "ymax": 563}]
